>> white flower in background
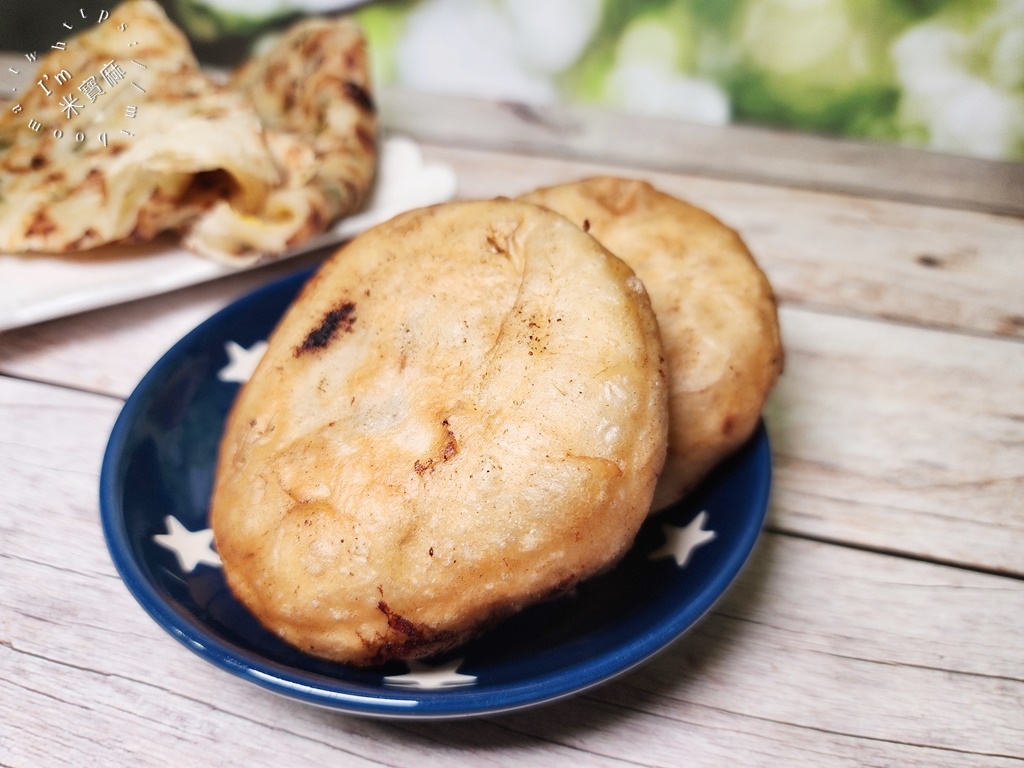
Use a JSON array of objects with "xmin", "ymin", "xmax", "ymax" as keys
[
  {"xmin": 892, "ymin": 5, "xmax": 1024, "ymax": 160},
  {"xmin": 976, "ymin": 0, "xmax": 1024, "ymax": 91},
  {"xmin": 605, "ymin": 62, "xmax": 730, "ymax": 125},
  {"xmin": 395, "ymin": 0, "xmax": 553, "ymax": 103},
  {"xmin": 602, "ymin": 15, "xmax": 730, "ymax": 125},
  {"xmin": 393, "ymin": 0, "xmax": 603, "ymax": 105},
  {"xmin": 503, "ymin": 0, "xmax": 603, "ymax": 75},
  {"xmin": 993, "ymin": 26, "xmax": 1024, "ymax": 91}
]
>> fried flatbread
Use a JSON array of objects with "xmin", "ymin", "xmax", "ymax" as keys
[
  {"xmin": 188, "ymin": 14, "xmax": 378, "ymax": 261},
  {"xmin": 520, "ymin": 177, "xmax": 783, "ymax": 508},
  {"xmin": 0, "ymin": 0, "xmax": 376, "ymax": 263},
  {"xmin": 210, "ymin": 199, "xmax": 668, "ymax": 665}
]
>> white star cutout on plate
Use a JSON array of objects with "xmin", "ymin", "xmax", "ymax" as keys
[
  {"xmin": 382, "ymin": 658, "xmax": 477, "ymax": 689},
  {"xmin": 217, "ymin": 340, "xmax": 267, "ymax": 383},
  {"xmin": 649, "ymin": 510, "xmax": 717, "ymax": 568},
  {"xmin": 153, "ymin": 515, "xmax": 222, "ymax": 573}
]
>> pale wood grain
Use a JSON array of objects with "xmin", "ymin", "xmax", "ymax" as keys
[
  {"xmin": 503, "ymin": 534, "xmax": 1024, "ymax": 766},
  {"xmin": 379, "ymin": 88, "xmax": 1024, "ymax": 217},
  {"xmin": 766, "ymin": 305, "xmax": 1024, "ymax": 575},
  {"xmin": 1, "ymin": 378, "xmax": 1020, "ymax": 767},
  {"xmin": 0, "ymin": 250, "xmax": 327, "ymax": 398}
]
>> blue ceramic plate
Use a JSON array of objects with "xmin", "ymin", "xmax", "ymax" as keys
[{"xmin": 100, "ymin": 268, "xmax": 772, "ymax": 720}]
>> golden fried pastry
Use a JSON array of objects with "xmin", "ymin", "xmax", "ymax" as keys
[
  {"xmin": 0, "ymin": 1, "xmax": 376, "ymax": 264},
  {"xmin": 192, "ymin": 15, "xmax": 377, "ymax": 262},
  {"xmin": 520, "ymin": 177, "xmax": 782, "ymax": 508},
  {"xmin": 210, "ymin": 199, "xmax": 668, "ymax": 665}
]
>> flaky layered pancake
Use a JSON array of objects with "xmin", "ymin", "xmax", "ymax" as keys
[{"xmin": 0, "ymin": 1, "xmax": 376, "ymax": 264}]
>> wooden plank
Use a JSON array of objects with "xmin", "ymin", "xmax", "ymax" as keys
[
  {"xmin": 1, "ymin": 375, "xmax": 1020, "ymax": 765},
  {"xmin": 379, "ymin": 88, "xmax": 1024, "ymax": 218},
  {"xmin": 766, "ymin": 305, "xmax": 1024, "ymax": 575}
]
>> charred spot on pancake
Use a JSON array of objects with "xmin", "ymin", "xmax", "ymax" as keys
[
  {"xmin": 414, "ymin": 419, "xmax": 459, "ymax": 474},
  {"xmin": 344, "ymin": 80, "xmax": 375, "ymax": 113},
  {"xmin": 296, "ymin": 302, "xmax": 357, "ymax": 354},
  {"xmin": 374, "ymin": 600, "xmax": 459, "ymax": 662},
  {"xmin": 378, "ymin": 600, "xmax": 422, "ymax": 638}
]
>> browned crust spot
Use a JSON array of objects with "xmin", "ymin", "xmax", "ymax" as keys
[
  {"xmin": 295, "ymin": 302, "xmax": 357, "ymax": 354},
  {"xmin": 373, "ymin": 599, "xmax": 459, "ymax": 664},
  {"xmin": 355, "ymin": 123, "xmax": 375, "ymax": 155},
  {"xmin": 594, "ymin": 179, "xmax": 642, "ymax": 215},
  {"xmin": 25, "ymin": 209, "xmax": 58, "ymax": 237},
  {"xmin": 414, "ymin": 419, "xmax": 459, "ymax": 474},
  {"xmin": 344, "ymin": 80, "xmax": 375, "ymax": 113},
  {"xmin": 81, "ymin": 168, "xmax": 107, "ymax": 202}
]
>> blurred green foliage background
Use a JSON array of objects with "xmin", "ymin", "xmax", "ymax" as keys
[
  {"xmin": 5, "ymin": 0, "xmax": 1022, "ymax": 160},
  {"xmin": 351, "ymin": 0, "xmax": 1024, "ymax": 160}
]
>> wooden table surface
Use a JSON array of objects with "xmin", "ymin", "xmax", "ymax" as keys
[{"xmin": 2, "ymin": 88, "xmax": 1023, "ymax": 767}]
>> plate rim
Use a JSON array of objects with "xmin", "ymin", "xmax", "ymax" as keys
[{"xmin": 99, "ymin": 267, "xmax": 772, "ymax": 720}]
